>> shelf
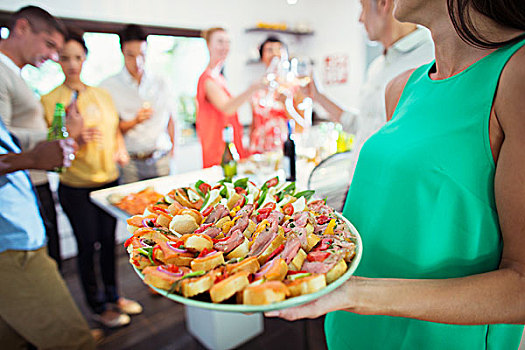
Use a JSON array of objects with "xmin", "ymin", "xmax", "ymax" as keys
[{"xmin": 245, "ymin": 28, "xmax": 314, "ymax": 36}]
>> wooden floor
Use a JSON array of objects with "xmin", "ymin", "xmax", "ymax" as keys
[{"xmin": 62, "ymin": 248, "xmax": 328, "ymax": 350}]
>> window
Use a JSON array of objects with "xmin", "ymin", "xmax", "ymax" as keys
[{"xmin": 17, "ymin": 31, "xmax": 208, "ymax": 135}]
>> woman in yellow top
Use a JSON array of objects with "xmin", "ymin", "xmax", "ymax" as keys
[{"xmin": 41, "ymin": 28, "xmax": 141, "ymax": 329}]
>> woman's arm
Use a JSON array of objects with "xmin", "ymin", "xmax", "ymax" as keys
[
  {"xmin": 204, "ymin": 79, "xmax": 261, "ymax": 116},
  {"xmin": 114, "ymin": 127, "xmax": 129, "ymax": 166},
  {"xmin": 267, "ymin": 49, "xmax": 525, "ymax": 325},
  {"xmin": 303, "ymin": 79, "xmax": 345, "ymax": 122}
]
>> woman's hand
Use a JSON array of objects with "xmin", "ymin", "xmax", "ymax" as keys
[
  {"xmin": 65, "ymin": 103, "xmax": 84, "ymax": 139},
  {"xmin": 265, "ymin": 278, "xmax": 357, "ymax": 321},
  {"xmin": 114, "ymin": 128, "xmax": 129, "ymax": 166},
  {"xmin": 79, "ymin": 127, "xmax": 103, "ymax": 146},
  {"xmin": 114, "ymin": 147, "xmax": 129, "ymax": 166},
  {"xmin": 300, "ymin": 79, "xmax": 320, "ymax": 101}
]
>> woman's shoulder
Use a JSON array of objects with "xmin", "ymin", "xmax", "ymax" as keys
[
  {"xmin": 385, "ymin": 69, "xmax": 416, "ymax": 120},
  {"xmin": 87, "ymin": 85, "xmax": 115, "ymax": 102},
  {"xmin": 40, "ymin": 84, "xmax": 66, "ymax": 103},
  {"xmin": 494, "ymin": 43, "xmax": 525, "ymax": 128}
]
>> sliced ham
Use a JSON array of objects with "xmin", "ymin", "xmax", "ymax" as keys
[
  {"xmin": 333, "ymin": 224, "xmax": 353, "ymax": 240},
  {"xmin": 201, "ymin": 226, "xmax": 222, "ymax": 239},
  {"xmin": 291, "ymin": 211, "xmax": 310, "ymax": 228},
  {"xmin": 226, "ymin": 215, "xmax": 249, "ymax": 237},
  {"xmin": 236, "ymin": 204, "xmax": 254, "ymax": 218},
  {"xmin": 204, "ymin": 204, "xmax": 229, "ymax": 224},
  {"xmin": 301, "ymin": 251, "xmax": 344, "ymax": 274},
  {"xmin": 319, "ymin": 235, "xmax": 355, "ymax": 251},
  {"xmin": 214, "ymin": 229, "xmax": 245, "ymax": 254},
  {"xmin": 290, "ymin": 227, "xmax": 308, "ymax": 251},
  {"xmin": 249, "ymin": 221, "xmax": 279, "ymax": 257},
  {"xmin": 267, "ymin": 211, "xmax": 284, "ymax": 226},
  {"xmin": 277, "ymin": 235, "xmax": 301, "ymax": 264},
  {"xmin": 308, "ymin": 200, "xmax": 334, "ymax": 216},
  {"xmin": 314, "ymin": 223, "xmax": 329, "ymax": 235}
]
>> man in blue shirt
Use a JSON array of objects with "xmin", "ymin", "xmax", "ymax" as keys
[{"xmin": 0, "ymin": 118, "xmax": 95, "ymax": 349}]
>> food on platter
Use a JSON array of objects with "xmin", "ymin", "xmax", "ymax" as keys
[
  {"xmin": 125, "ymin": 176, "xmax": 359, "ymax": 306},
  {"xmin": 108, "ymin": 187, "xmax": 164, "ymax": 215},
  {"xmin": 242, "ymin": 281, "xmax": 289, "ymax": 305},
  {"xmin": 285, "ymin": 273, "xmax": 326, "ymax": 297},
  {"xmin": 191, "ymin": 251, "xmax": 225, "ymax": 272},
  {"xmin": 210, "ymin": 270, "xmax": 251, "ymax": 303}
]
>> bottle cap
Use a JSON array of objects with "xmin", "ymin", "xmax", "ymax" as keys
[{"xmin": 287, "ymin": 120, "xmax": 295, "ymax": 134}]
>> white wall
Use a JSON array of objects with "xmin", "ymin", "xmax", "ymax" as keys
[{"xmin": 1, "ymin": 0, "xmax": 366, "ymax": 118}]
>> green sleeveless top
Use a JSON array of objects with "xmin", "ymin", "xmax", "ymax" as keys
[{"xmin": 325, "ymin": 38, "xmax": 525, "ymax": 350}]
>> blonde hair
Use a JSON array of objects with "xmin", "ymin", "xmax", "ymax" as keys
[{"xmin": 202, "ymin": 27, "xmax": 226, "ymax": 44}]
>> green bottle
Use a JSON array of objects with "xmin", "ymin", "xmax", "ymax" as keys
[
  {"xmin": 47, "ymin": 103, "xmax": 69, "ymax": 172},
  {"xmin": 221, "ymin": 125, "xmax": 239, "ymax": 180}
]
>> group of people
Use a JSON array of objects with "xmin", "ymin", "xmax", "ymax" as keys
[
  {"xmin": 1, "ymin": 0, "xmax": 524, "ymax": 348},
  {"xmin": 0, "ymin": 6, "xmax": 177, "ymax": 348}
]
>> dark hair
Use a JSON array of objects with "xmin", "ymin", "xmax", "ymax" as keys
[
  {"xmin": 259, "ymin": 36, "xmax": 285, "ymax": 59},
  {"xmin": 66, "ymin": 27, "xmax": 88, "ymax": 54},
  {"xmin": 9, "ymin": 6, "xmax": 67, "ymax": 38},
  {"xmin": 119, "ymin": 24, "xmax": 147, "ymax": 48},
  {"xmin": 447, "ymin": 0, "xmax": 525, "ymax": 48}
]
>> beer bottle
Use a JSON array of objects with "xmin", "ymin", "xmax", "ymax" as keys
[
  {"xmin": 221, "ymin": 125, "xmax": 239, "ymax": 180},
  {"xmin": 283, "ymin": 120, "xmax": 296, "ymax": 181},
  {"xmin": 47, "ymin": 103, "xmax": 69, "ymax": 172}
]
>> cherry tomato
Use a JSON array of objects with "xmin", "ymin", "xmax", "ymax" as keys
[
  {"xmin": 306, "ymin": 251, "xmax": 331, "ymax": 262},
  {"xmin": 316, "ymin": 215, "xmax": 331, "ymax": 225},
  {"xmin": 151, "ymin": 205, "xmax": 170, "ymax": 215},
  {"xmin": 152, "ymin": 245, "xmax": 163, "ymax": 264},
  {"xmin": 256, "ymin": 207, "xmax": 273, "ymax": 221},
  {"xmin": 315, "ymin": 238, "xmax": 333, "ymax": 251},
  {"xmin": 265, "ymin": 177, "xmax": 279, "ymax": 188},
  {"xmin": 197, "ymin": 248, "xmax": 212, "ymax": 258},
  {"xmin": 168, "ymin": 240, "xmax": 185, "ymax": 249},
  {"xmin": 234, "ymin": 187, "xmax": 247, "ymax": 195},
  {"xmin": 262, "ymin": 202, "xmax": 276, "ymax": 211},
  {"xmin": 266, "ymin": 244, "xmax": 285, "ymax": 261},
  {"xmin": 212, "ymin": 236, "xmax": 231, "ymax": 244},
  {"xmin": 282, "ymin": 203, "xmax": 294, "ymax": 216},
  {"xmin": 194, "ymin": 223, "xmax": 213, "ymax": 234},
  {"xmin": 198, "ymin": 182, "xmax": 211, "ymax": 196},
  {"xmin": 124, "ymin": 236, "xmax": 134, "ymax": 248},
  {"xmin": 233, "ymin": 196, "xmax": 246, "ymax": 209},
  {"xmin": 202, "ymin": 205, "xmax": 214, "ymax": 217},
  {"xmin": 163, "ymin": 264, "xmax": 181, "ymax": 274}
]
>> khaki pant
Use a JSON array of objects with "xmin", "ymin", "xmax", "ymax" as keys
[
  {"xmin": 0, "ymin": 248, "xmax": 95, "ymax": 350},
  {"xmin": 119, "ymin": 153, "xmax": 171, "ymax": 184}
]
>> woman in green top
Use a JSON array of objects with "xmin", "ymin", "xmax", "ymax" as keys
[{"xmin": 266, "ymin": 0, "xmax": 525, "ymax": 348}]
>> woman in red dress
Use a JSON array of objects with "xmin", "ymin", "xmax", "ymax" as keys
[{"xmin": 196, "ymin": 27, "xmax": 262, "ymax": 168}]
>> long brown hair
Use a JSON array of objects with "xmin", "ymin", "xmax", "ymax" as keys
[{"xmin": 447, "ymin": 0, "xmax": 525, "ymax": 48}]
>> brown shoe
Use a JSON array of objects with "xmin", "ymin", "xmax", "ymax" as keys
[
  {"xmin": 114, "ymin": 297, "xmax": 143, "ymax": 315},
  {"xmin": 93, "ymin": 310, "xmax": 130, "ymax": 328}
]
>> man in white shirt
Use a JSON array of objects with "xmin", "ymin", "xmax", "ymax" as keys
[
  {"xmin": 99, "ymin": 24, "xmax": 175, "ymax": 184},
  {"xmin": 307, "ymin": 0, "xmax": 434, "ymax": 180}
]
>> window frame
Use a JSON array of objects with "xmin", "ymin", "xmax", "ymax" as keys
[{"xmin": 0, "ymin": 10, "xmax": 201, "ymax": 38}]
